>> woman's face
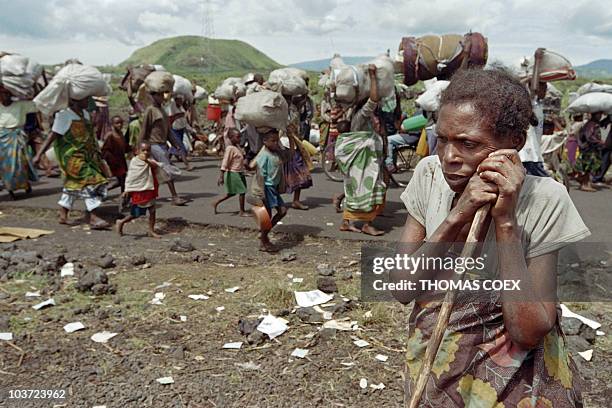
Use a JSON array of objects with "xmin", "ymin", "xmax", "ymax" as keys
[{"xmin": 436, "ymin": 103, "xmax": 521, "ymax": 193}]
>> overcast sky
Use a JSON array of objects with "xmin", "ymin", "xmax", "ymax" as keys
[{"xmin": 1, "ymin": 0, "xmax": 610, "ymax": 68}]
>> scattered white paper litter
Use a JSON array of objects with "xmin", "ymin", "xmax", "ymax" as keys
[
  {"xmin": 596, "ymin": 330, "xmax": 605, "ymax": 336},
  {"xmin": 154, "ymin": 282, "xmax": 172, "ymax": 290},
  {"xmin": 235, "ymin": 361, "xmax": 262, "ymax": 370},
  {"xmin": 63, "ymin": 322, "xmax": 86, "ymax": 333},
  {"xmin": 225, "ymin": 287, "xmax": 240, "ymax": 293},
  {"xmin": 292, "ymin": 277, "xmax": 304, "ymax": 284},
  {"xmin": 294, "ymin": 290, "xmax": 334, "ymax": 308},
  {"xmin": 287, "ymin": 274, "xmax": 294, "ymax": 279},
  {"xmin": 359, "ymin": 378, "xmax": 368, "ymax": 389},
  {"xmin": 32, "ymin": 298, "xmax": 55, "ymax": 310},
  {"xmin": 326, "ymin": 222, "xmax": 334, "ymax": 226},
  {"xmin": 92, "ymin": 405, "xmax": 107, "ymax": 408},
  {"xmin": 60, "ymin": 262, "xmax": 74, "ymax": 277},
  {"xmin": 25, "ymin": 291, "xmax": 41, "ymax": 298},
  {"xmin": 91, "ymin": 331, "xmax": 118, "ymax": 343},
  {"xmin": 257, "ymin": 315, "xmax": 289, "ymax": 339},
  {"xmin": 291, "ymin": 348, "xmax": 309, "ymax": 359},
  {"xmin": 370, "ymin": 382, "xmax": 385, "ymax": 390},
  {"xmin": 216, "ymin": 306, "xmax": 225, "ymax": 312},
  {"xmin": 223, "ymin": 342, "xmax": 243, "ymax": 349},
  {"xmin": 375, "ymin": 354, "xmax": 388, "ymax": 362},
  {"xmin": 156, "ymin": 376, "xmax": 174, "ymax": 385},
  {"xmin": 180, "ymin": 315, "xmax": 187, "ymax": 322},
  {"xmin": 0, "ymin": 333, "xmax": 13, "ymax": 341},
  {"xmin": 364, "ymin": 310, "xmax": 373, "ymax": 318},
  {"xmin": 323, "ymin": 320, "xmax": 358, "ymax": 331},
  {"xmin": 188, "ymin": 294, "xmax": 209, "ymax": 300},
  {"xmin": 150, "ymin": 292, "xmax": 166, "ymax": 305},
  {"xmin": 353, "ymin": 339, "xmax": 370, "ymax": 348},
  {"xmin": 560, "ymin": 304, "xmax": 601, "ymax": 329},
  {"xmin": 322, "ymin": 311, "xmax": 333, "ymax": 320},
  {"xmin": 578, "ymin": 349, "xmax": 593, "ymax": 361}
]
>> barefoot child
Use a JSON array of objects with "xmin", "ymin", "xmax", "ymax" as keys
[
  {"xmin": 249, "ymin": 129, "xmax": 288, "ymax": 252},
  {"xmin": 213, "ymin": 128, "xmax": 250, "ymax": 216},
  {"xmin": 116, "ymin": 141, "xmax": 161, "ymax": 238}
]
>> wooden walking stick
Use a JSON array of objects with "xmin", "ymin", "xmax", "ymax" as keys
[{"xmin": 406, "ymin": 203, "xmax": 491, "ymax": 408}]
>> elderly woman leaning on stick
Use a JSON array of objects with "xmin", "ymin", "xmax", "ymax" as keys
[{"xmin": 390, "ymin": 68, "xmax": 589, "ymax": 407}]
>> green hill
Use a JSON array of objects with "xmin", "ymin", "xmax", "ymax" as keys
[
  {"xmin": 575, "ymin": 59, "xmax": 612, "ymax": 78},
  {"xmin": 121, "ymin": 36, "xmax": 281, "ymax": 75}
]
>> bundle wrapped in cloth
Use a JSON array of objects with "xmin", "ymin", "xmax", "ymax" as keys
[
  {"xmin": 267, "ymin": 68, "xmax": 309, "ymax": 96},
  {"xmin": 172, "ymin": 74, "xmax": 194, "ymax": 102},
  {"xmin": 119, "ymin": 64, "xmax": 156, "ymax": 101},
  {"xmin": 0, "ymin": 53, "xmax": 44, "ymax": 99},
  {"xmin": 566, "ymin": 92, "xmax": 612, "ymax": 114},
  {"xmin": 396, "ymin": 32, "xmax": 488, "ymax": 86},
  {"xmin": 234, "ymin": 90, "xmax": 288, "ymax": 130},
  {"xmin": 33, "ymin": 64, "xmax": 111, "ymax": 117},
  {"xmin": 519, "ymin": 49, "xmax": 576, "ymax": 82},
  {"xmin": 214, "ymin": 77, "xmax": 247, "ymax": 101}
]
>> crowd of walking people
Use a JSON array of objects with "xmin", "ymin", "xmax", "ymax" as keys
[{"xmin": 0, "ymin": 54, "xmax": 610, "ymax": 252}]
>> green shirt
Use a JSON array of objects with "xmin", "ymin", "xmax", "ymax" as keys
[{"xmin": 255, "ymin": 147, "xmax": 282, "ymax": 187}]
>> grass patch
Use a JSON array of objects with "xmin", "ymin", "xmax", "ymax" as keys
[{"xmin": 252, "ymin": 280, "xmax": 295, "ymax": 310}]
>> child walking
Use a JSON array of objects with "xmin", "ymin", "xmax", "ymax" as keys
[
  {"xmin": 116, "ymin": 141, "xmax": 161, "ymax": 238},
  {"xmin": 249, "ymin": 129, "xmax": 288, "ymax": 252},
  {"xmin": 212, "ymin": 128, "xmax": 250, "ymax": 216}
]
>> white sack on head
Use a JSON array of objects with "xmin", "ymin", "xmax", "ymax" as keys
[
  {"xmin": 214, "ymin": 77, "xmax": 247, "ymax": 101},
  {"xmin": 234, "ymin": 89, "xmax": 288, "ymax": 130},
  {"xmin": 577, "ymin": 82, "xmax": 612, "ymax": 96},
  {"xmin": 368, "ymin": 55, "xmax": 396, "ymax": 99},
  {"xmin": 267, "ymin": 68, "xmax": 308, "ymax": 96},
  {"xmin": 194, "ymin": 85, "xmax": 208, "ymax": 101},
  {"xmin": 331, "ymin": 65, "xmax": 370, "ymax": 105},
  {"xmin": 415, "ymin": 80, "xmax": 450, "ymax": 112},
  {"xmin": 33, "ymin": 64, "xmax": 111, "ymax": 117},
  {"xmin": 566, "ymin": 92, "xmax": 612, "ymax": 114},
  {"xmin": 144, "ymin": 71, "xmax": 175, "ymax": 94},
  {"xmin": 173, "ymin": 74, "xmax": 194, "ymax": 102},
  {"xmin": 0, "ymin": 54, "xmax": 43, "ymax": 99}
]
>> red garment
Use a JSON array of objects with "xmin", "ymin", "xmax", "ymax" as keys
[
  {"xmin": 130, "ymin": 171, "xmax": 159, "ymax": 205},
  {"xmin": 102, "ymin": 132, "xmax": 128, "ymax": 177}
]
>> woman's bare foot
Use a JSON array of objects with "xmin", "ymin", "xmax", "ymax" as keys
[
  {"xmin": 116, "ymin": 220, "xmax": 124, "ymax": 236},
  {"xmin": 239, "ymin": 210, "xmax": 252, "ymax": 217},
  {"xmin": 332, "ymin": 194, "xmax": 344, "ymax": 213},
  {"xmin": 59, "ymin": 218, "xmax": 79, "ymax": 226},
  {"xmin": 361, "ymin": 224, "xmax": 384, "ymax": 236},
  {"xmin": 292, "ymin": 202, "xmax": 309, "ymax": 210},
  {"xmin": 212, "ymin": 201, "xmax": 219, "ymax": 214},
  {"xmin": 172, "ymin": 197, "xmax": 188, "ymax": 206},
  {"xmin": 339, "ymin": 220, "xmax": 361, "ymax": 233},
  {"xmin": 259, "ymin": 241, "xmax": 278, "ymax": 252},
  {"xmin": 579, "ymin": 186, "xmax": 597, "ymax": 192},
  {"xmin": 148, "ymin": 230, "xmax": 162, "ymax": 239}
]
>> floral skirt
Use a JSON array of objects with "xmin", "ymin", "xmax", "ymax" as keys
[
  {"xmin": 284, "ymin": 149, "xmax": 312, "ymax": 193},
  {"xmin": 575, "ymin": 150, "xmax": 601, "ymax": 175},
  {"xmin": 0, "ymin": 128, "xmax": 38, "ymax": 191}
]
